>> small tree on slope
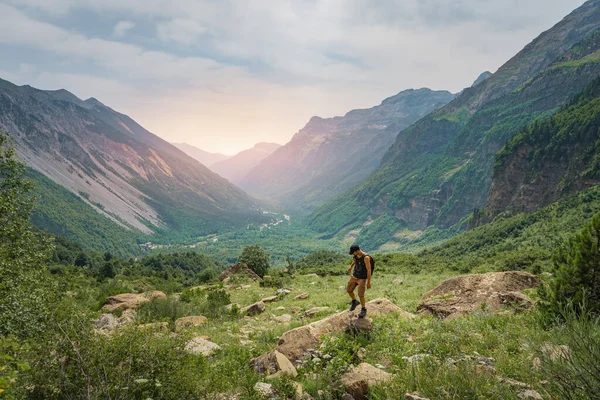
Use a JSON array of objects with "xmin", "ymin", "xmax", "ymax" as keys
[
  {"xmin": 540, "ymin": 211, "xmax": 600, "ymax": 319},
  {"xmin": 238, "ymin": 245, "xmax": 270, "ymax": 278}
]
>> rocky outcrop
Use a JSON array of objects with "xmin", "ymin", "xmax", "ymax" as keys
[
  {"xmin": 276, "ymin": 298, "xmax": 414, "ymax": 363},
  {"xmin": 219, "ymin": 263, "xmax": 261, "ymax": 282},
  {"xmin": 340, "ymin": 363, "xmax": 392, "ymax": 400},
  {"xmin": 94, "ymin": 309, "xmax": 137, "ymax": 333},
  {"xmin": 250, "ymin": 350, "xmax": 298, "ymax": 378},
  {"xmin": 185, "ymin": 337, "xmax": 222, "ymax": 357},
  {"xmin": 175, "ymin": 316, "xmax": 207, "ymax": 332},
  {"xmin": 242, "ymin": 301, "xmax": 266, "ymax": 316},
  {"xmin": 417, "ymin": 271, "xmax": 540, "ymax": 319},
  {"xmin": 102, "ymin": 291, "xmax": 166, "ymax": 312}
]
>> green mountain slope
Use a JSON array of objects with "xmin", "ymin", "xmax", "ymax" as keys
[
  {"xmin": 240, "ymin": 88, "xmax": 456, "ymax": 212},
  {"xmin": 482, "ymin": 76, "xmax": 600, "ymax": 220},
  {"xmin": 307, "ymin": 1, "xmax": 600, "ymax": 250},
  {"xmin": 0, "ymin": 79, "xmax": 264, "ymax": 247},
  {"xmin": 27, "ymin": 168, "xmax": 142, "ymax": 256}
]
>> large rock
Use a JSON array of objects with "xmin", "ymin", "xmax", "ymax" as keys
[
  {"xmin": 340, "ymin": 363, "xmax": 392, "ymax": 400},
  {"xmin": 175, "ymin": 316, "xmax": 207, "ymax": 332},
  {"xmin": 304, "ymin": 307, "xmax": 330, "ymax": 317},
  {"xmin": 94, "ymin": 309, "xmax": 138, "ymax": 334},
  {"xmin": 185, "ymin": 336, "xmax": 222, "ymax": 356},
  {"xmin": 102, "ymin": 291, "xmax": 166, "ymax": 312},
  {"xmin": 417, "ymin": 271, "xmax": 540, "ymax": 319},
  {"xmin": 219, "ymin": 263, "xmax": 261, "ymax": 282},
  {"xmin": 250, "ymin": 350, "xmax": 298, "ymax": 378},
  {"xmin": 242, "ymin": 301, "xmax": 266, "ymax": 316},
  {"xmin": 276, "ymin": 298, "xmax": 414, "ymax": 363}
]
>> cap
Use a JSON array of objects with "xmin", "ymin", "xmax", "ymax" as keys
[{"xmin": 349, "ymin": 244, "xmax": 360, "ymax": 254}]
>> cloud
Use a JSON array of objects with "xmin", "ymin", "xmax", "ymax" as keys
[
  {"xmin": 113, "ymin": 21, "xmax": 135, "ymax": 37},
  {"xmin": 0, "ymin": 0, "xmax": 588, "ymax": 153}
]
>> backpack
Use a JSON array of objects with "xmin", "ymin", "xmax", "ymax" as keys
[{"xmin": 364, "ymin": 254, "xmax": 375, "ymax": 274}]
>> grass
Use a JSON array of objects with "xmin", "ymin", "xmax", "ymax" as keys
[{"xmin": 14, "ymin": 265, "xmax": 600, "ymax": 399}]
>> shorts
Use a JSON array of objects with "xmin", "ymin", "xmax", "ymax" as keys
[{"xmin": 347, "ymin": 275, "xmax": 366, "ymax": 297}]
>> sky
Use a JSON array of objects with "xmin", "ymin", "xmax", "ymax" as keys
[{"xmin": 0, "ymin": 0, "xmax": 587, "ymax": 155}]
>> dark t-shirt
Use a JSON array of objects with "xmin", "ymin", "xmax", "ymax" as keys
[{"xmin": 353, "ymin": 254, "xmax": 371, "ymax": 279}]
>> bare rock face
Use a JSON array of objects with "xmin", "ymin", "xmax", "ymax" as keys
[
  {"xmin": 219, "ymin": 263, "xmax": 261, "ymax": 282},
  {"xmin": 175, "ymin": 316, "xmax": 207, "ymax": 332},
  {"xmin": 340, "ymin": 363, "xmax": 392, "ymax": 400},
  {"xmin": 250, "ymin": 350, "xmax": 298, "ymax": 378},
  {"xmin": 417, "ymin": 271, "xmax": 540, "ymax": 319},
  {"xmin": 262, "ymin": 296, "xmax": 278, "ymax": 303},
  {"xmin": 276, "ymin": 298, "xmax": 414, "ymax": 363},
  {"xmin": 102, "ymin": 291, "xmax": 166, "ymax": 312},
  {"xmin": 94, "ymin": 309, "xmax": 137, "ymax": 334},
  {"xmin": 185, "ymin": 337, "xmax": 222, "ymax": 357},
  {"xmin": 242, "ymin": 301, "xmax": 266, "ymax": 316},
  {"xmin": 348, "ymin": 318, "xmax": 373, "ymax": 334}
]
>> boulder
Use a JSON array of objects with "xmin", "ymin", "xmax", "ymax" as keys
[
  {"xmin": 242, "ymin": 301, "xmax": 266, "ymax": 316},
  {"xmin": 276, "ymin": 298, "xmax": 414, "ymax": 363},
  {"xmin": 175, "ymin": 316, "xmax": 207, "ymax": 332},
  {"xmin": 219, "ymin": 263, "xmax": 261, "ymax": 282},
  {"xmin": 294, "ymin": 293, "xmax": 309, "ymax": 300},
  {"xmin": 251, "ymin": 349, "xmax": 298, "ymax": 378},
  {"xmin": 340, "ymin": 363, "xmax": 392, "ymax": 400},
  {"xmin": 347, "ymin": 318, "xmax": 373, "ymax": 335},
  {"xmin": 541, "ymin": 343, "xmax": 571, "ymax": 362},
  {"xmin": 274, "ymin": 314, "xmax": 292, "ymax": 323},
  {"xmin": 417, "ymin": 271, "xmax": 540, "ymax": 319},
  {"xmin": 254, "ymin": 382, "xmax": 276, "ymax": 398},
  {"xmin": 262, "ymin": 296, "xmax": 278, "ymax": 303},
  {"xmin": 102, "ymin": 291, "xmax": 166, "ymax": 312},
  {"xmin": 185, "ymin": 336, "xmax": 222, "ymax": 356},
  {"xmin": 276, "ymin": 289, "xmax": 291, "ymax": 296},
  {"xmin": 304, "ymin": 307, "xmax": 330, "ymax": 317}
]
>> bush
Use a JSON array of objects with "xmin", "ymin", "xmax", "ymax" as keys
[
  {"xmin": 238, "ymin": 245, "xmax": 270, "ymax": 277},
  {"xmin": 540, "ymin": 302, "xmax": 600, "ymax": 400},
  {"xmin": 539, "ymin": 212, "xmax": 600, "ymax": 319}
]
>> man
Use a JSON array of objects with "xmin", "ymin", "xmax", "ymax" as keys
[{"xmin": 346, "ymin": 244, "xmax": 372, "ymax": 318}]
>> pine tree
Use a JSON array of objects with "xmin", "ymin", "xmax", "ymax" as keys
[{"xmin": 540, "ymin": 212, "xmax": 600, "ymax": 319}]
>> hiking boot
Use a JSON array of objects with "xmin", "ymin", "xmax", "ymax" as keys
[
  {"xmin": 349, "ymin": 300, "xmax": 360, "ymax": 311},
  {"xmin": 358, "ymin": 308, "xmax": 367, "ymax": 318}
]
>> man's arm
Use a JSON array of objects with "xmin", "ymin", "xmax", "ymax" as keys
[
  {"xmin": 347, "ymin": 260, "xmax": 355, "ymax": 275},
  {"xmin": 365, "ymin": 256, "xmax": 372, "ymax": 289}
]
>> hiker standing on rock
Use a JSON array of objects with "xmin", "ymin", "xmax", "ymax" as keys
[{"xmin": 346, "ymin": 244, "xmax": 372, "ymax": 318}]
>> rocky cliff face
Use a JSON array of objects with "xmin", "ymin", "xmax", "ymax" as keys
[
  {"xmin": 0, "ymin": 78, "xmax": 259, "ymax": 234},
  {"xmin": 308, "ymin": 1, "xmax": 600, "ymax": 248},
  {"xmin": 481, "ymin": 75, "xmax": 600, "ymax": 222},
  {"xmin": 240, "ymin": 88, "xmax": 455, "ymax": 211},
  {"xmin": 211, "ymin": 142, "xmax": 281, "ymax": 185}
]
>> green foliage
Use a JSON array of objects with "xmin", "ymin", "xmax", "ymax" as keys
[
  {"xmin": 0, "ymin": 132, "xmax": 53, "ymax": 338},
  {"xmin": 27, "ymin": 168, "xmax": 143, "ymax": 257},
  {"xmin": 539, "ymin": 302, "xmax": 600, "ymax": 400},
  {"xmin": 238, "ymin": 245, "xmax": 270, "ymax": 277},
  {"xmin": 295, "ymin": 250, "xmax": 348, "ymax": 270},
  {"xmin": 539, "ymin": 212, "xmax": 600, "ymax": 319},
  {"xmin": 358, "ymin": 213, "xmax": 404, "ymax": 249}
]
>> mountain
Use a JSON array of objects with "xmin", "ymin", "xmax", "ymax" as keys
[
  {"xmin": 240, "ymin": 88, "xmax": 456, "ymax": 211},
  {"xmin": 480, "ymin": 76, "xmax": 600, "ymax": 222},
  {"xmin": 172, "ymin": 143, "xmax": 231, "ymax": 167},
  {"xmin": 308, "ymin": 0, "xmax": 600, "ymax": 250},
  {"xmin": 0, "ymin": 78, "xmax": 263, "ymax": 249},
  {"xmin": 472, "ymin": 71, "xmax": 493, "ymax": 87},
  {"xmin": 211, "ymin": 142, "xmax": 281, "ymax": 185}
]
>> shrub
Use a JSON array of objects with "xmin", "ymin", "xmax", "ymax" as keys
[
  {"xmin": 539, "ymin": 212, "xmax": 600, "ymax": 319},
  {"xmin": 238, "ymin": 245, "xmax": 270, "ymax": 277}
]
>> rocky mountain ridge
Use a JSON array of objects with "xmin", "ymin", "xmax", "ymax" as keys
[
  {"xmin": 0, "ymin": 78, "xmax": 261, "ymax": 236},
  {"xmin": 307, "ymin": 0, "xmax": 600, "ymax": 249},
  {"xmin": 240, "ymin": 88, "xmax": 456, "ymax": 211},
  {"xmin": 211, "ymin": 142, "xmax": 281, "ymax": 185},
  {"xmin": 172, "ymin": 143, "xmax": 231, "ymax": 167}
]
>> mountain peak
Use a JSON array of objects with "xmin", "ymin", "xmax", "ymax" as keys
[{"xmin": 472, "ymin": 71, "xmax": 493, "ymax": 87}]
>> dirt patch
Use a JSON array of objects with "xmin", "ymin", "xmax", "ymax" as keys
[{"xmin": 417, "ymin": 271, "xmax": 540, "ymax": 319}]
